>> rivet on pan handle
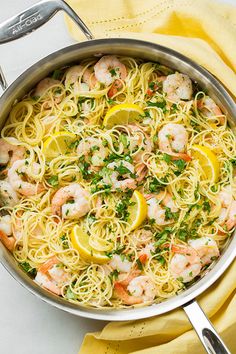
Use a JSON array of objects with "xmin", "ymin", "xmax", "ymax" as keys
[
  {"xmin": 183, "ymin": 300, "xmax": 231, "ymax": 354},
  {"xmin": 0, "ymin": 0, "xmax": 94, "ymax": 44}
]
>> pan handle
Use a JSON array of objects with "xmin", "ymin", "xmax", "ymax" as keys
[
  {"xmin": 183, "ymin": 300, "xmax": 231, "ymax": 354},
  {"xmin": 0, "ymin": 0, "xmax": 94, "ymax": 44}
]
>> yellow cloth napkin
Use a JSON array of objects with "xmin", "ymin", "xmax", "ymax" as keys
[{"xmin": 64, "ymin": 0, "xmax": 236, "ymax": 352}]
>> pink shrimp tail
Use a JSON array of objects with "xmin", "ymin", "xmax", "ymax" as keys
[
  {"xmin": 118, "ymin": 269, "xmax": 140, "ymax": 287},
  {"xmin": 108, "ymin": 80, "xmax": 123, "ymax": 98},
  {"xmin": 138, "ymin": 254, "xmax": 148, "ymax": 264},
  {"xmin": 136, "ymin": 164, "xmax": 147, "ymax": 182},
  {"xmin": 226, "ymin": 219, "xmax": 236, "ymax": 231},
  {"xmin": 171, "ymin": 153, "xmax": 192, "ymax": 162},
  {"xmin": 37, "ymin": 183, "xmax": 45, "ymax": 194},
  {"xmin": 38, "ymin": 256, "xmax": 59, "ymax": 274},
  {"xmin": 114, "ymin": 282, "xmax": 142, "ymax": 305},
  {"xmin": 0, "ymin": 230, "xmax": 15, "ymax": 252},
  {"xmin": 172, "ymin": 244, "xmax": 198, "ymax": 263}
]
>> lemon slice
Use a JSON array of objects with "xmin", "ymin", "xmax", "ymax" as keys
[
  {"xmin": 103, "ymin": 103, "xmax": 144, "ymax": 128},
  {"xmin": 127, "ymin": 190, "xmax": 148, "ymax": 231},
  {"xmin": 43, "ymin": 131, "xmax": 76, "ymax": 160},
  {"xmin": 191, "ymin": 145, "xmax": 220, "ymax": 183},
  {"xmin": 71, "ymin": 225, "xmax": 109, "ymax": 264}
]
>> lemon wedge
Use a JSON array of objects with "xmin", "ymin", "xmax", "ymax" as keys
[
  {"xmin": 191, "ymin": 145, "xmax": 220, "ymax": 183},
  {"xmin": 103, "ymin": 103, "xmax": 144, "ymax": 128},
  {"xmin": 43, "ymin": 131, "xmax": 76, "ymax": 160},
  {"xmin": 71, "ymin": 225, "xmax": 109, "ymax": 264},
  {"xmin": 127, "ymin": 190, "xmax": 148, "ymax": 231}
]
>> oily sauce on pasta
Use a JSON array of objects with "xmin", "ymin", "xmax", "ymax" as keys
[{"xmin": 0, "ymin": 56, "xmax": 235, "ymax": 308}]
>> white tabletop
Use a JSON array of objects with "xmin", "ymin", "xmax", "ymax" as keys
[{"xmin": 0, "ymin": 1, "xmax": 235, "ymax": 353}]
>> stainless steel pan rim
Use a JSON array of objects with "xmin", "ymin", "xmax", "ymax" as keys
[
  {"xmin": 1, "ymin": 38, "xmax": 236, "ymax": 122},
  {"xmin": 1, "ymin": 234, "xmax": 236, "ymax": 321},
  {"xmin": 0, "ymin": 1, "xmax": 235, "ymax": 353}
]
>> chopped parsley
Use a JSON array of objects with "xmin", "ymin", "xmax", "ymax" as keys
[
  {"xmin": 51, "ymin": 69, "xmax": 63, "ymax": 80},
  {"xmin": 20, "ymin": 262, "xmax": 37, "ymax": 277},
  {"xmin": 164, "ymin": 207, "xmax": 178, "ymax": 221},
  {"xmin": 136, "ymin": 258, "xmax": 143, "ymax": 270},
  {"xmin": 60, "ymin": 234, "xmax": 69, "ymax": 249},
  {"xmin": 69, "ymin": 140, "xmax": 80, "ymax": 149},
  {"xmin": 104, "ymin": 153, "xmax": 121, "ymax": 163},
  {"xmin": 177, "ymin": 228, "xmax": 188, "ymax": 242},
  {"xmin": 203, "ymin": 200, "xmax": 211, "ymax": 213},
  {"xmin": 116, "ymin": 190, "xmax": 134, "ymax": 221},
  {"xmin": 47, "ymin": 175, "xmax": 59, "ymax": 187},
  {"xmin": 162, "ymin": 153, "xmax": 172, "ymax": 164},
  {"xmin": 105, "ymin": 244, "xmax": 126, "ymax": 258},
  {"xmin": 114, "ymin": 162, "xmax": 135, "ymax": 177},
  {"xmin": 107, "ymin": 98, "xmax": 116, "ymax": 105},
  {"xmin": 119, "ymin": 134, "xmax": 128, "ymax": 148},
  {"xmin": 109, "ymin": 269, "xmax": 120, "ymax": 283},
  {"xmin": 173, "ymin": 159, "xmax": 186, "ymax": 172},
  {"xmin": 78, "ymin": 156, "xmax": 92, "ymax": 180},
  {"xmin": 148, "ymin": 81, "xmax": 156, "ymax": 90},
  {"xmin": 66, "ymin": 287, "xmax": 77, "ymax": 300},
  {"xmin": 90, "ymin": 145, "xmax": 99, "ymax": 152},
  {"xmin": 109, "ymin": 68, "xmax": 117, "ymax": 77},
  {"xmin": 149, "ymin": 177, "xmax": 164, "ymax": 193},
  {"xmin": 154, "ymin": 227, "xmax": 172, "ymax": 248},
  {"xmin": 147, "ymin": 99, "xmax": 166, "ymax": 110},
  {"xmin": 154, "ymin": 254, "xmax": 166, "ymax": 265}
]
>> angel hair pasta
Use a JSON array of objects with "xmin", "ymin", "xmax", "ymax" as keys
[{"xmin": 0, "ymin": 55, "xmax": 236, "ymax": 308}]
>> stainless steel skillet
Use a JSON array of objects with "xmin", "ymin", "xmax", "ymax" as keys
[{"xmin": 0, "ymin": 1, "xmax": 235, "ymax": 353}]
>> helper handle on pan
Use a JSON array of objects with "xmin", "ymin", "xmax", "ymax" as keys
[
  {"xmin": 183, "ymin": 300, "xmax": 231, "ymax": 354},
  {"xmin": 0, "ymin": 0, "xmax": 94, "ymax": 44}
]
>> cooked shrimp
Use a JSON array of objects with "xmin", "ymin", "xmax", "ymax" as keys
[
  {"xmin": 65, "ymin": 65, "xmax": 97, "ymax": 92},
  {"xmin": 218, "ymin": 185, "xmax": 236, "ymax": 230},
  {"xmin": 163, "ymin": 73, "xmax": 193, "ymax": 102},
  {"xmin": 0, "ymin": 138, "xmax": 25, "ymax": 165},
  {"xmin": 126, "ymin": 125, "xmax": 152, "ymax": 181},
  {"xmin": 94, "ymin": 55, "xmax": 127, "ymax": 86},
  {"xmin": 114, "ymin": 275, "xmax": 156, "ymax": 305},
  {"xmin": 135, "ymin": 163, "xmax": 148, "ymax": 183},
  {"xmin": 103, "ymin": 161, "xmax": 136, "ymax": 191},
  {"xmin": 51, "ymin": 183, "xmax": 90, "ymax": 219},
  {"xmin": 34, "ymin": 78, "xmax": 62, "ymax": 109},
  {"xmin": 8, "ymin": 159, "xmax": 44, "ymax": 196},
  {"xmin": 198, "ymin": 97, "xmax": 224, "ymax": 124},
  {"xmin": 107, "ymin": 80, "xmax": 123, "ymax": 98},
  {"xmin": 170, "ymin": 245, "xmax": 202, "ymax": 283},
  {"xmin": 139, "ymin": 242, "xmax": 155, "ymax": 258},
  {"xmin": 188, "ymin": 237, "xmax": 219, "ymax": 266},
  {"xmin": 0, "ymin": 215, "xmax": 12, "ymax": 235},
  {"xmin": 109, "ymin": 254, "xmax": 132, "ymax": 273},
  {"xmin": 158, "ymin": 123, "xmax": 191, "ymax": 161},
  {"xmin": 147, "ymin": 192, "xmax": 178, "ymax": 225},
  {"xmin": 34, "ymin": 78, "xmax": 60, "ymax": 98},
  {"xmin": 0, "ymin": 214, "xmax": 16, "ymax": 251},
  {"xmin": 35, "ymin": 256, "xmax": 69, "ymax": 295},
  {"xmin": 77, "ymin": 137, "xmax": 109, "ymax": 167},
  {"xmin": 0, "ymin": 230, "xmax": 15, "ymax": 252},
  {"xmin": 0, "ymin": 180, "xmax": 19, "ymax": 207}
]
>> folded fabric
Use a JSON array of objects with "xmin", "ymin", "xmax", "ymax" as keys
[
  {"xmin": 65, "ymin": 0, "xmax": 236, "ymax": 97},
  {"xmin": 64, "ymin": 0, "xmax": 236, "ymax": 352}
]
